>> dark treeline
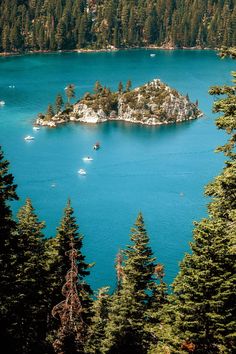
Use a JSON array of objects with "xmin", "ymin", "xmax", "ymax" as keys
[
  {"xmin": 0, "ymin": 0, "xmax": 236, "ymax": 53},
  {"xmin": 0, "ymin": 72, "xmax": 236, "ymax": 352}
]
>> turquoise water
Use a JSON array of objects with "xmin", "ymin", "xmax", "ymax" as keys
[{"xmin": 0, "ymin": 49, "xmax": 235, "ymax": 291}]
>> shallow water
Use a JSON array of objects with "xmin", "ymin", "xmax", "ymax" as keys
[{"xmin": 0, "ymin": 49, "xmax": 234, "ymax": 290}]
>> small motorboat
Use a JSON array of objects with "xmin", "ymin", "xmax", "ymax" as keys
[
  {"xmin": 0, "ymin": 100, "xmax": 5, "ymax": 106},
  {"xmin": 83, "ymin": 156, "xmax": 93, "ymax": 161},
  {"xmin": 24, "ymin": 135, "xmax": 35, "ymax": 141},
  {"xmin": 33, "ymin": 126, "xmax": 40, "ymax": 131},
  {"xmin": 93, "ymin": 142, "xmax": 100, "ymax": 150},
  {"xmin": 78, "ymin": 168, "xmax": 86, "ymax": 175},
  {"xmin": 150, "ymin": 53, "xmax": 156, "ymax": 57}
]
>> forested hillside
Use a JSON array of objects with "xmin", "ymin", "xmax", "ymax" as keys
[{"xmin": 0, "ymin": 0, "xmax": 235, "ymax": 53}]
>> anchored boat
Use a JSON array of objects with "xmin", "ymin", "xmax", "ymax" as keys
[
  {"xmin": 78, "ymin": 168, "xmax": 86, "ymax": 175},
  {"xmin": 93, "ymin": 142, "xmax": 100, "ymax": 150},
  {"xmin": 24, "ymin": 135, "xmax": 35, "ymax": 141}
]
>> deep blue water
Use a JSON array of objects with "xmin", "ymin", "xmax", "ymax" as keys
[{"xmin": 0, "ymin": 49, "xmax": 235, "ymax": 291}]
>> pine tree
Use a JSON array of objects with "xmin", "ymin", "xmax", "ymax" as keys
[
  {"xmin": 55, "ymin": 94, "xmax": 64, "ymax": 113},
  {"xmin": 65, "ymin": 84, "xmax": 76, "ymax": 104},
  {"xmin": 125, "ymin": 79, "xmax": 132, "ymax": 92},
  {"xmin": 102, "ymin": 213, "xmax": 166, "ymax": 354},
  {"xmin": 169, "ymin": 71, "xmax": 236, "ymax": 353},
  {"xmin": 86, "ymin": 287, "xmax": 111, "ymax": 354},
  {"xmin": 11, "ymin": 198, "xmax": 49, "ymax": 354},
  {"xmin": 45, "ymin": 200, "xmax": 93, "ymax": 342},
  {"xmin": 94, "ymin": 81, "xmax": 103, "ymax": 94},
  {"xmin": 46, "ymin": 104, "xmax": 54, "ymax": 119},
  {"xmin": 0, "ymin": 146, "xmax": 19, "ymax": 353},
  {"xmin": 118, "ymin": 81, "xmax": 123, "ymax": 94}
]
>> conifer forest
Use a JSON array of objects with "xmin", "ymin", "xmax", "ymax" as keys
[{"xmin": 0, "ymin": 0, "xmax": 236, "ymax": 53}]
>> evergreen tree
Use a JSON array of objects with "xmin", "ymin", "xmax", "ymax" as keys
[
  {"xmin": 167, "ymin": 71, "xmax": 236, "ymax": 353},
  {"xmin": 11, "ymin": 198, "xmax": 49, "ymax": 354},
  {"xmin": 102, "ymin": 213, "xmax": 166, "ymax": 354},
  {"xmin": 126, "ymin": 79, "xmax": 132, "ymax": 92},
  {"xmin": 94, "ymin": 81, "xmax": 103, "ymax": 94},
  {"xmin": 55, "ymin": 94, "xmax": 64, "ymax": 113},
  {"xmin": 118, "ymin": 81, "xmax": 123, "ymax": 94},
  {"xmin": 45, "ymin": 200, "xmax": 93, "ymax": 343},
  {"xmin": 46, "ymin": 104, "xmax": 54, "ymax": 119},
  {"xmin": 65, "ymin": 84, "xmax": 76, "ymax": 104},
  {"xmin": 0, "ymin": 146, "xmax": 19, "ymax": 353},
  {"xmin": 86, "ymin": 287, "xmax": 111, "ymax": 354}
]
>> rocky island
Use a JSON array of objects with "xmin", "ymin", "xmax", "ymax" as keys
[{"xmin": 35, "ymin": 79, "xmax": 202, "ymax": 127}]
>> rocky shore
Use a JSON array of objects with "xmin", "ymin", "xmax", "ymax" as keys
[{"xmin": 35, "ymin": 79, "xmax": 203, "ymax": 128}]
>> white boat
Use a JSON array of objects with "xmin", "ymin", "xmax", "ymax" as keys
[
  {"xmin": 0, "ymin": 100, "xmax": 5, "ymax": 106},
  {"xmin": 78, "ymin": 168, "xmax": 86, "ymax": 175},
  {"xmin": 83, "ymin": 156, "xmax": 93, "ymax": 161},
  {"xmin": 33, "ymin": 126, "xmax": 40, "ymax": 131},
  {"xmin": 150, "ymin": 53, "xmax": 156, "ymax": 57},
  {"xmin": 24, "ymin": 135, "xmax": 35, "ymax": 141}
]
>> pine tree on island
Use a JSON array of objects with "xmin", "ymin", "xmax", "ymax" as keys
[
  {"xmin": 126, "ymin": 79, "xmax": 132, "ymax": 92},
  {"xmin": 65, "ymin": 84, "xmax": 76, "ymax": 106},
  {"xmin": 46, "ymin": 104, "xmax": 54, "ymax": 119},
  {"xmin": 55, "ymin": 94, "xmax": 64, "ymax": 114},
  {"xmin": 94, "ymin": 81, "xmax": 103, "ymax": 95},
  {"xmin": 118, "ymin": 81, "xmax": 123, "ymax": 94}
]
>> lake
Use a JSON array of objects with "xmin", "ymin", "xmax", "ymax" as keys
[{"xmin": 0, "ymin": 49, "xmax": 234, "ymax": 291}]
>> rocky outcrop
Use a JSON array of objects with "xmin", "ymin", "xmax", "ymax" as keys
[{"xmin": 35, "ymin": 79, "xmax": 202, "ymax": 127}]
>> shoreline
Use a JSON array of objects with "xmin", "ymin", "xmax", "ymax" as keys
[
  {"xmin": 36, "ymin": 113, "xmax": 203, "ymax": 129},
  {"xmin": 0, "ymin": 45, "xmax": 217, "ymax": 58}
]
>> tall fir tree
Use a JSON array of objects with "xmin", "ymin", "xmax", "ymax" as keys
[
  {"xmin": 45, "ymin": 199, "xmax": 93, "ymax": 344},
  {"xmin": 0, "ymin": 146, "xmax": 19, "ymax": 353},
  {"xmin": 55, "ymin": 94, "xmax": 64, "ymax": 114},
  {"xmin": 102, "ymin": 213, "xmax": 167, "ymax": 354},
  {"xmin": 163, "ymin": 70, "xmax": 236, "ymax": 353},
  {"xmin": 12, "ymin": 198, "xmax": 49, "ymax": 354},
  {"xmin": 65, "ymin": 84, "xmax": 76, "ymax": 105},
  {"xmin": 86, "ymin": 287, "xmax": 111, "ymax": 354}
]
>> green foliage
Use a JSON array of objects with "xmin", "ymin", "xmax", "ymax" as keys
[
  {"xmin": 125, "ymin": 80, "xmax": 132, "ymax": 92},
  {"xmin": 208, "ymin": 71, "xmax": 236, "ymax": 158},
  {"xmin": 118, "ymin": 81, "xmax": 123, "ymax": 94},
  {"xmin": 55, "ymin": 94, "xmax": 64, "ymax": 114},
  {"xmin": 86, "ymin": 287, "xmax": 111, "ymax": 354},
  {"xmin": 0, "ymin": 146, "xmax": 19, "ymax": 352},
  {"xmin": 165, "ymin": 70, "xmax": 236, "ymax": 353},
  {"xmin": 65, "ymin": 84, "xmax": 76, "ymax": 104},
  {"xmin": 46, "ymin": 104, "xmax": 54, "ymax": 120},
  {"xmin": 12, "ymin": 198, "xmax": 49, "ymax": 353},
  {"xmin": 102, "ymin": 213, "xmax": 167, "ymax": 354},
  {"xmin": 0, "ymin": 1, "xmax": 235, "ymax": 53},
  {"xmin": 45, "ymin": 199, "xmax": 93, "ymax": 344}
]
